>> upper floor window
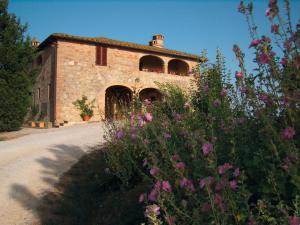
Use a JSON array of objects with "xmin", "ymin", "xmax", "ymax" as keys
[
  {"xmin": 96, "ymin": 45, "xmax": 107, "ymax": 66},
  {"xmin": 139, "ymin": 55, "xmax": 164, "ymax": 73},
  {"xmin": 168, "ymin": 59, "xmax": 189, "ymax": 76}
]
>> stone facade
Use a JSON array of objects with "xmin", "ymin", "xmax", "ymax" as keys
[{"xmin": 34, "ymin": 34, "xmax": 201, "ymax": 124}]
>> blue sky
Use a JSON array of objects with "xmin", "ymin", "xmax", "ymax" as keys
[{"xmin": 8, "ymin": 0, "xmax": 300, "ymax": 73}]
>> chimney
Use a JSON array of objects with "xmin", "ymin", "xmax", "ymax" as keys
[
  {"xmin": 31, "ymin": 38, "xmax": 40, "ymax": 47},
  {"xmin": 149, "ymin": 34, "xmax": 164, "ymax": 48}
]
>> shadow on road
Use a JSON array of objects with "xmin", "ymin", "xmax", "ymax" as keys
[{"xmin": 9, "ymin": 144, "xmax": 145, "ymax": 225}]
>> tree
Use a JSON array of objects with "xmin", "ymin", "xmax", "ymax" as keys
[{"xmin": 0, "ymin": 0, "xmax": 37, "ymax": 131}]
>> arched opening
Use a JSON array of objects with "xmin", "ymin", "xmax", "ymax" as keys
[
  {"xmin": 105, "ymin": 85, "xmax": 132, "ymax": 120},
  {"xmin": 139, "ymin": 88, "xmax": 162, "ymax": 104},
  {"xmin": 139, "ymin": 55, "xmax": 164, "ymax": 73},
  {"xmin": 168, "ymin": 59, "xmax": 189, "ymax": 76}
]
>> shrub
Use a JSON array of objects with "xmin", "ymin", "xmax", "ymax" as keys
[
  {"xmin": 104, "ymin": 1, "xmax": 300, "ymax": 224},
  {"xmin": 72, "ymin": 95, "xmax": 95, "ymax": 119},
  {"xmin": 0, "ymin": 0, "xmax": 38, "ymax": 131}
]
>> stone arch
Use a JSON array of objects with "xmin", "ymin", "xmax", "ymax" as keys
[
  {"xmin": 139, "ymin": 88, "xmax": 162, "ymax": 104},
  {"xmin": 139, "ymin": 55, "xmax": 164, "ymax": 73},
  {"xmin": 105, "ymin": 85, "xmax": 132, "ymax": 120},
  {"xmin": 168, "ymin": 59, "xmax": 189, "ymax": 76}
]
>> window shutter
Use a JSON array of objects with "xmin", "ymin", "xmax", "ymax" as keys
[
  {"xmin": 102, "ymin": 47, "xmax": 107, "ymax": 66},
  {"xmin": 96, "ymin": 45, "xmax": 101, "ymax": 65}
]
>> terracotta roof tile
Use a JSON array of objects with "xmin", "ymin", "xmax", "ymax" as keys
[{"xmin": 39, "ymin": 33, "xmax": 204, "ymax": 62}]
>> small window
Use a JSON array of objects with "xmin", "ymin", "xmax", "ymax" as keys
[
  {"xmin": 96, "ymin": 46, "xmax": 107, "ymax": 66},
  {"xmin": 38, "ymin": 88, "xmax": 41, "ymax": 100}
]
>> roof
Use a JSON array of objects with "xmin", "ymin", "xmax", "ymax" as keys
[{"xmin": 38, "ymin": 33, "xmax": 204, "ymax": 62}]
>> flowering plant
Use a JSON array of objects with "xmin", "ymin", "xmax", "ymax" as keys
[{"xmin": 104, "ymin": 1, "xmax": 300, "ymax": 224}]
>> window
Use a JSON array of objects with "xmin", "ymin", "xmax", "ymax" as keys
[
  {"xmin": 96, "ymin": 46, "xmax": 107, "ymax": 66},
  {"xmin": 37, "ymin": 55, "xmax": 42, "ymax": 66}
]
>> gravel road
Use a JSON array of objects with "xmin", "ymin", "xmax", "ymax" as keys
[{"xmin": 0, "ymin": 122, "xmax": 105, "ymax": 225}]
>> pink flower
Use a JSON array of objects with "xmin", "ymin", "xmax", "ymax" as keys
[
  {"xmin": 115, "ymin": 130, "xmax": 124, "ymax": 139},
  {"xmin": 180, "ymin": 177, "xmax": 195, "ymax": 192},
  {"xmin": 218, "ymin": 163, "xmax": 233, "ymax": 175},
  {"xmin": 258, "ymin": 93, "xmax": 269, "ymax": 104},
  {"xmin": 144, "ymin": 204, "xmax": 160, "ymax": 217},
  {"xmin": 215, "ymin": 180, "xmax": 225, "ymax": 191},
  {"xmin": 280, "ymin": 57, "xmax": 288, "ymax": 66},
  {"xmin": 184, "ymin": 102, "xmax": 190, "ymax": 109},
  {"xmin": 138, "ymin": 193, "xmax": 145, "ymax": 203},
  {"xmin": 271, "ymin": 24, "xmax": 279, "ymax": 34},
  {"xmin": 213, "ymin": 99, "xmax": 221, "ymax": 107},
  {"xmin": 233, "ymin": 168, "xmax": 240, "ymax": 177},
  {"xmin": 171, "ymin": 154, "xmax": 180, "ymax": 161},
  {"xmin": 142, "ymin": 158, "xmax": 148, "ymax": 167},
  {"xmin": 289, "ymin": 215, "xmax": 300, "ymax": 225},
  {"xmin": 235, "ymin": 71, "xmax": 244, "ymax": 79},
  {"xmin": 163, "ymin": 133, "xmax": 171, "ymax": 139},
  {"xmin": 240, "ymin": 86, "xmax": 248, "ymax": 94},
  {"xmin": 148, "ymin": 189, "xmax": 158, "ymax": 202},
  {"xmin": 199, "ymin": 178, "xmax": 206, "ymax": 189},
  {"xmin": 144, "ymin": 98, "xmax": 152, "ymax": 106},
  {"xmin": 249, "ymin": 39, "xmax": 261, "ymax": 48},
  {"xmin": 144, "ymin": 112, "xmax": 153, "ymax": 122},
  {"xmin": 214, "ymin": 193, "xmax": 225, "ymax": 211},
  {"xmin": 199, "ymin": 176, "xmax": 215, "ymax": 189},
  {"xmin": 258, "ymin": 53, "xmax": 270, "ymax": 64},
  {"xmin": 173, "ymin": 113, "xmax": 182, "ymax": 122},
  {"xmin": 175, "ymin": 162, "xmax": 186, "ymax": 170},
  {"xmin": 203, "ymin": 84, "xmax": 209, "ymax": 93},
  {"xmin": 162, "ymin": 181, "xmax": 172, "ymax": 192},
  {"xmin": 154, "ymin": 180, "xmax": 161, "ymax": 190},
  {"xmin": 166, "ymin": 216, "xmax": 176, "ymax": 225},
  {"xmin": 220, "ymin": 88, "xmax": 228, "ymax": 97},
  {"xmin": 229, "ymin": 180, "xmax": 238, "ymax": 190},
  {"xmin": 143, "ymin": 138, "xmax": 149, "ymax": 145},
  {"xmin": 281, "ymin": 127, "xmax": 296, "ymax": 140},
  {"xmin": 202, "ymin": 142, "xmax": 213, "ymax": 156},
  {"xmin": 150, "ymin": 167, "xmax": 160, "ymax": 176}
]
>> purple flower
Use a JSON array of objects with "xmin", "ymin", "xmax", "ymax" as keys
[
  {"xmin": 281, "ymin": 127, "xmax": 296, "ymax": 140},
  {"xmin": 203, "ymin": 84, "xmax": 209, "ymax": 93},
  {"xmin": 202, "ymin": 142, "xmax": 213, "ymax": 156},
  {"xmin": 144, "ymin": 112, "xmax": 153, "ymax": 122},
  {"xmin": 150, "ymin": 167, "xmax": 160, "ymax": 176},
  {"xmin": 199, "ymin": 176, "xmax": 215, "ymax": 189},
  {"xmin": 229, "ymin": 180, "xmax": 238, "ymax": 190},
  {"xmin": 138, "ymin": 193, "xmax": 145, "ymax": 203},
  {"xmin": 163, "ymin": 133, "xmax": 171, "ymax": 139},
  {"xmin": 237, "ymin": 1, "xmax": 245, "ymax": 13},
  {"xmin": 233, "ymin": 168, "xmax": 240, "ymax": 177},
  {"xmin": 289, "ymin": 215, "xmax": 300, "ymax": 225},
  {"xmin": 154, "ymin": 180, "xmax": 161, "ymax": 190},
  {"xmin": 249, "ymin": 39, "xmax": 261, "ymax": 48},
  {"xmin": 162, "ymin": 181, "xmax": 172, "ymax": 192},
  {"xmin": 180, "ymin": 177, "xmax": 195, "ymax": 192},
  {"xmin": 115, "ymin": 130, "xmax": 124, "ymax": 139},
  {"xmin": 235, "ymin": 71, "xmax": 244, "ymax": 79},
  {"xmin": 218, "ymin": 163, "xmax": 233, "ymax": 175},
  {"xmin": 175, "ymin": 162, "xmax": 186, "ymax": 170}
]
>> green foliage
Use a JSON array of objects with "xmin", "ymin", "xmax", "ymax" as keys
[
  {"xmin": 72, "ymin": 95, "xmax": 95, "ymax": 118},
  {"xmin": 0, "ymin": 0, "xmax": 37, "ymax": 131}
]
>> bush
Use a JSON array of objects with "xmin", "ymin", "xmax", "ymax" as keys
[
  {"xmin": 104, "ymin": 1, "xmax": 300, "ymax": 224},
  {"xmin": 0, "ymin": 0, "xmax": 37, "ymax": 131}
]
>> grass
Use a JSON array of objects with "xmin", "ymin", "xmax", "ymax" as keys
[{"xmin": 37, "ymin": 148, "xmax": 146, "ymax": 225}]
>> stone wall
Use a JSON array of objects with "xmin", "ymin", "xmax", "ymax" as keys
[{"xmin": 37, "ymin": 40, "xmax": 199, "ymax": 123}]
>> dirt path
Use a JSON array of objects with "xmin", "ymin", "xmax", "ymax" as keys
[{"xmin": 0, "ymin": 123, "xmax": 105, "ymax": 225}]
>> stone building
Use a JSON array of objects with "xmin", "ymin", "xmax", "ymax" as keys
[{"xmin": 34, "ymin": 33, "xmax": 203, "ymax": 125}]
